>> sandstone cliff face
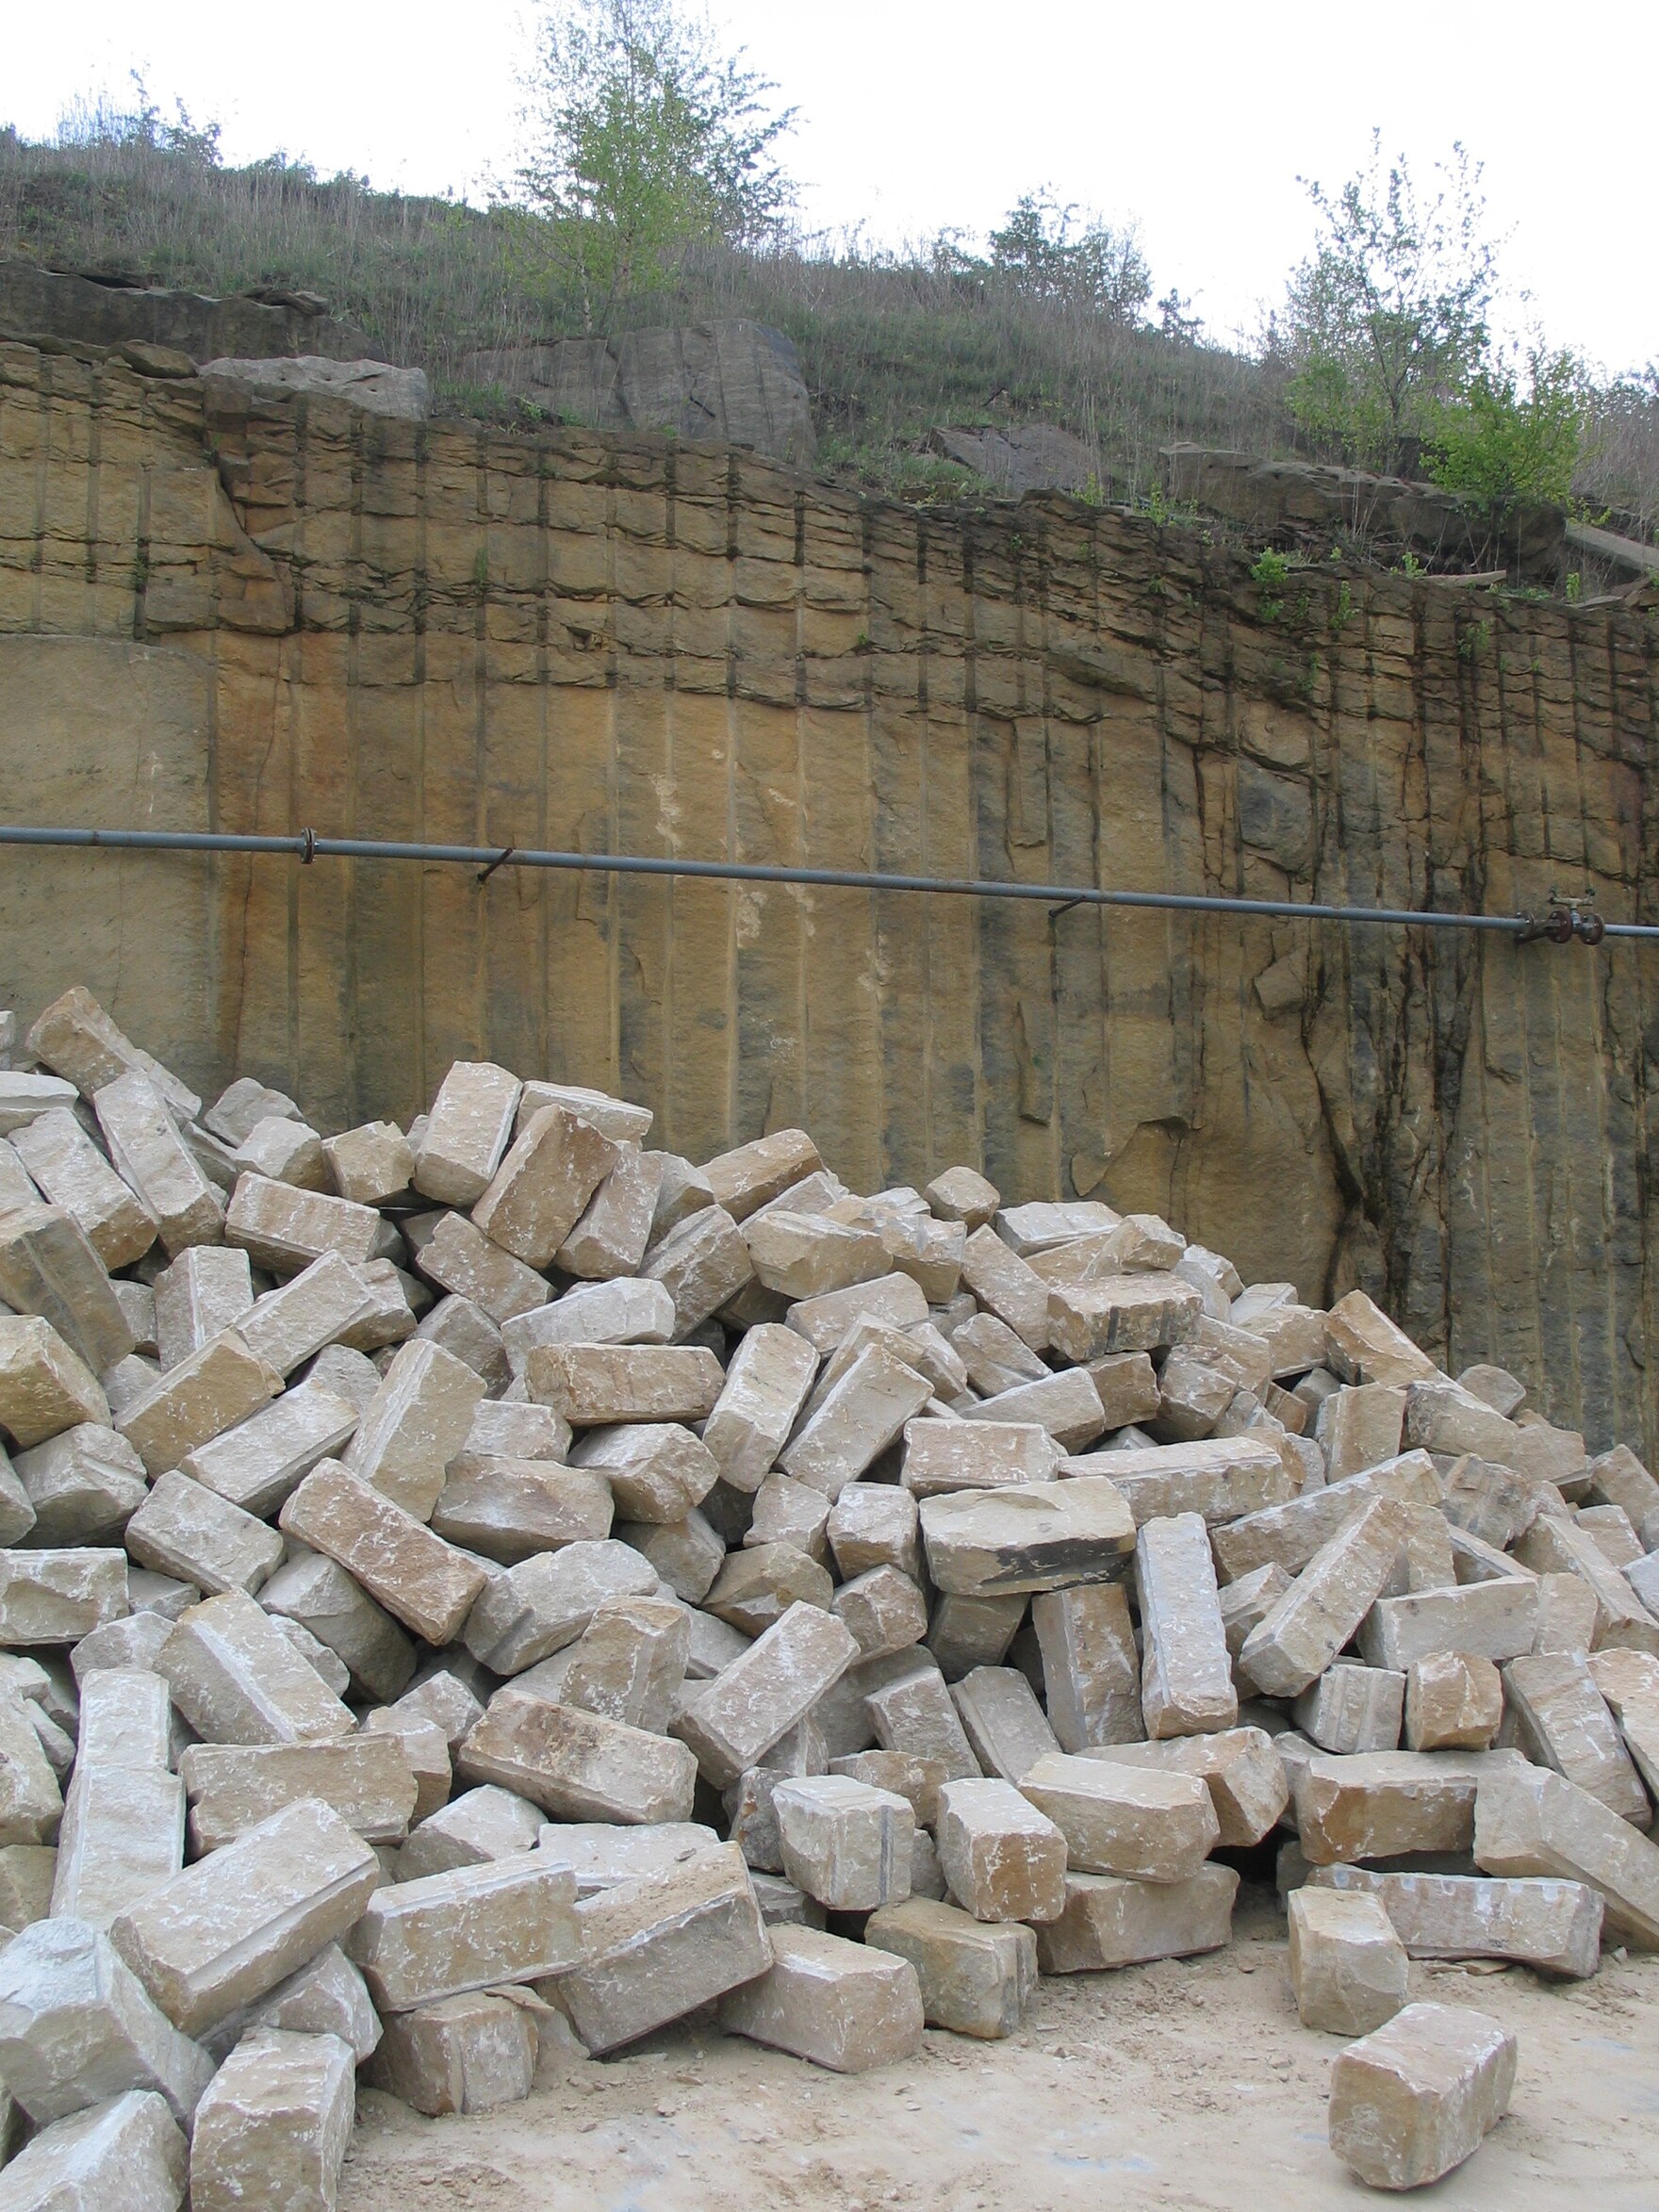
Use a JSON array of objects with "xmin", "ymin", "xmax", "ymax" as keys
[{"xmin": 1, "ymin": 337, "xmax": 1656, "ymax": 1451}]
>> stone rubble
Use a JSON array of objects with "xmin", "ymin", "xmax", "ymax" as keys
[{"xmin": 6, "ymin": 984, "xmax": 1659, "ymax": 2190}]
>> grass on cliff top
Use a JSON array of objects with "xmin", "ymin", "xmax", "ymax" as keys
[{"xmin": 3, "ymin": 118, "xmax": 1656, "ymax": 528}]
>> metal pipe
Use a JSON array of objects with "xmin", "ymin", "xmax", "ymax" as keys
[{"xmin": 1, "ymin": 824, "xmax": 1652, "ymax": 941}]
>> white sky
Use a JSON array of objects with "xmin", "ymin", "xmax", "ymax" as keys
[{"xmin": 12, "ymin": 0, "xmax": 1657, "ymax": 374}]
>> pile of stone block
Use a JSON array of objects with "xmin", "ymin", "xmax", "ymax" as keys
[{"xmin": 0, "ymin": 987, "xmax": 1657, "ymax": 2198}]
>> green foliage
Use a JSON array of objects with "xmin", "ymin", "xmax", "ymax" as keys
[
  {"xmin": 1425, "ymin": 345, "xmax": 1588, "ymax": 510},
  {"xmin": 1276, "ymin": 134, "xmax": 1498, "ymax": 472},
  {"xmin": 979, "ymin": 191, "xmax": 1151, "ymax": 323},
  {"xmin": 1251, "ymin": 548, "xmax": 1289, "ymax": 622},
  {"xmin": 512, "ymin": 0, "xmax": 795, "ymax": 332},
  {"xmin": 1330, "ymin": 580, "xmax": 1355, "ymax": 634}
]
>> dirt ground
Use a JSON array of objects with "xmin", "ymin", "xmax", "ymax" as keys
[{"xmin": 339, "ymin": 1884, "xmax": 1659, "ymax": 2211}]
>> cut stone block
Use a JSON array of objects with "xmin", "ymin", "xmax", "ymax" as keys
[
  {"xmin": 901, "ymin": 1419, "xmax": 1060, "ymax": 1498},
  {"xmin": 0, "ymin": 1314, "xmax": 110, "ymax": 1448},
  {"xmin": 1032, "ymin": 1583, "xmax": 1143, "ymax": 1750},
  {"xmin": 432, "ymin": 1457, "xmax": 612, "ymax": 1565},
  {"xmin": 180, "ymin": 1382, "xmax": 358, "ymax": 1522},
  {"xmin": 826, "ymin": 1483, "xmax": 921, "ymax": 1581},
  {"xmin": 567, "ymin": 1422, "xmax": 721, "ymax": 1527},
  {"xmin": 958, "ymin": 1227, "xmax": 1051, "ymax": 1352},
  {"xmin": 0, "ymin": 2088, "xmax": 187, "ymax": 2211},
  {"xmin": 202, "ymin": 1080, "xmax": 299, "ymax": 1148},
  {"xmin": 1311, "ymin": 1863, "xmax": 1603, "ymax": 1977},
  {"xmin": 459, "ymin": 1685, "xmax": 697, "ymax": 1823},
  {"xmin": 864, "ymin": 1655, "xmax": 981, "ymax": 1779},
  {"xmin": 207, "ymin": 1943, "xmax": 380, "ymax": 2067},
  {"xmin": 515, "ymin": 1083, "xmax": 650, "ymax": 1146},
  {"xmin": 502, "ymin": 1281, "xmax": 675, "ymax": 1378},
  {"xmin": 116, "ymin": 1333, "xmax": 282, "ymax": 1479},
  {"xmin": 224, "ymin": 1176, "xmax": 381, "ymax": 1278},
  {"xmin": 259, "ymin": 1554, "xmax": 415, "ymax": 1706},
  {"xmin": 1296, "ymin": 1748, "xmax": 1525, "ymax": 1866},
  {"xmin": 784, "ymin": 1271, "xmax": 928, "ymax": 1356},
  {"xmin": 189, "ymin": 2025, "xmax": 354, "ymax": 2212},
  {"xmin": 0, "ymin": 1915, "xmax": 209, "ymax": 2130},
  {"xmin": 745, "ymin": 1473, "xmax": 832, "ymax": 1561},
  {"xmin": 26, "ymin": 990, "xmax": 197, "ymax": 1115},
  {"xmin": 553, "ymin": 1142, "xmax": 664, "ymax": 1280},
  {"xmin": 281, "ymin": 1461, "xmax": 488, "ymax": 1646},
  {"xmin": 532, "ymin": 1821, "xmax": 718, "ymax": 1897},
  {"xmin": 1288, "ymin": 1885, "xmax": 1408, "ymax": 2034},
  {"xmin": 1019, "ymin": 1751, "xmax": 1218, "ymax": 1880},
  {"xmin": 1089, "ymin": 1434, "xmax": 1293, "ymax": 1527},
  {"xmin": 672, "ymin": 1602, "xmax": 860, "ymax": 1788},
  {"xmin": 407, "ymin": 1209, "xmax": 549, "ymax": 1325},
  {"xmin": 151, "ymin": 1249, "xmax": 254, "ymax": 1375},
  {"xmin": 616, "ymin": 1511, "xmax": 723, "ymax": 1604},
  {"xmin": 181, "ymin": 1737, "xmax": 418, "ymax": 1852},
  {"xmin": 718, "ymin": 1924, "xmax": 923, "ymax": 2072},
  {"xmin": 343, "ymin": 1338, "xmax": 486, "ymax": 1522},
  {"xmin": 642, "ymin": 1205, "xmax": 754, "ymax": 1338},
  {"xmin": 51, "ymin": 1756, "xmax": 183, "ymax": 1929},
  {"xmin": 72, "ymin": 1613, "xmax": 172, "ymax": 1679},
  {"xmin": 11, "ymin": 1111, "xmax": 156, "ymax": 1272},
  {"xmin": 366, "ymin": 1989, "xmax": 536, "ymax": 2114},
  {"xmin": 1213, "ymin": 1456, "xmax": 1439, "ymax": 1582},
  {"xmin": 329, "ymin": 1263, "xmax": 418, "ymax": 1357},
  {"xmin": 780, "ymin": 1345, "xmax": 933, "ymax": 1500},
  {"xmin": 700, "ymin": 1323, "xmax": 818, "ymax": 1495},
  {"xmin": 1502, "ymin": 1652, "xmax": 1650, "ymax": 1826},
  {"xmin": 772, "ymin": 1773, "xmax": 913, "ymax": 1909},
  {"xmin": 926, "ymin": 1592, "xmax": 1026, "ymax": 1682},
  {"xmin": 109, "ymin": 1799, "xmax": 380, "ymax": 2036},
  {"xmin": 1218, "ymin": 1562, "xmax": 1293, "ymax": 1655},
  {"xmin": 346, "ymin": 1854, "xmax": 580, "ymax": 2010},
  {"xmin": 1588, "ymin": 1444, "xmax": 1659, "ymax": 1528},
  {"xmin": 1035, "ymin": 1863, "xmax": 1239, "ymax": 1972},
  {"xmin": 396, "ymin": 1787, "xmax": 541, "ymax": 1882},
  {"xmin": 12, "ymin": 1423, "xmax": 145, "ymax": 1545},
  {"xmin": 703, "ymin": 1544, "xmax": 832, "ymax": 1637},
  {"xmin": 1136, "ymin": 1511, "xmax": 1237, "ymax": 1738},
  {"xmin": 0, "ymin": 1843, "xmax": 57, "ymax": 1926},
  {"xmin": 1323, "ymin": 1289, "xmax": 1439, "ymax": 1388},
  {"xmin": 93, "ymin": 1073, "xmax": 223, "ymax": 1256},
  {"xmin": 1047, "ymin": 1273, "xmax": 1201, "ymax": 1363},
  {"xmin": 1240, "ymin": 1496, "xmax": 1408, "ymax": 1697},
  {"xmin": 0, "ymin": 1689, "xmax": 62, "ymax": 1843},
  {"xmin": 559, "ymin": 1596, "xmax": 689, "ymax": 1732},
  {"xmin": 949, "ymin": 1314, "xmax": 1047, "ymax": 1397},
  {"xmin": 1294, "ymin": 1662, "xmax": 1405, "ymax": 1755},
  {"xmin": 1360, "ymin": 1578, "xmax": 1540, "ymax": 1673},
  {"xmin": 1400, "ymin": 1651, "xmax": 1505, "ymax": 1755},
  {"xmin": 743, "ymin": 1210, "xmax": 888, "ymax": 1301},
  {"xmin": 864, "ymin": 1896, "xmax": 1034, "ymax": 2038},
  {"xmin": 461, "ymin": 1539, "xmax": 657, "ymax": 1673},
  {"xmin": 1084, "ymin": 1728, "xmax": 1289, "ymax": 1846},
  {"xmin": 827, "ymin": 1751, "xmax": 947, "ymax": 1827},
  {"xmin": 1586, "ymin": 1648, "xmax": 1659, "ymax": 1799},
  {"xmin": 558, "ymin": 1841, "xmax": 771, "ymax": 2053},
  {"xmin": 1328, "ymin": 2001, "xmax": 1516, "ymax": 2191},
  {"xmin": 1516, "ymin": 1513, "xmax": 1659, "ymax": 1655},
  {"xmin": 528, "ymin": 1343, "xmax": 722, "ymax": 1427},
  {"xmin": 831, "ymin": 1566, "xmax": 928, "ymax": 1663},
  {"xmin": 228, "ymin": 1117, "xmax": 329, "ymax": 1192},
  {"xmin": 1314, "ymin": 1384, "xmax": 1406, "ymax": 1483},
  {"xmin": 926, "ymin": 1166, "xmax": 1000, "ymax": 1229},
  {"xmin": 323, "ymin": 1121, "xmax": 413, "ymax": 1207},
  {"xmin": 1578, "ymin": 1504, "xmax": 1645, "ymax": 1570},
  {"xmin": 1474, "ymin": 1761, "xmax": 1659, "ymax": 1946},
  {"xmin": 124, "ymin": 1470, "xmax": 282, "ymax": 1598},
  {"xmin": 410, "ymin": 1062, "xmax": 521, "ymax": 1207},
  {"xmin": 412, "ymin": 1295, "xmax": 508, "ymax": 1389},
  {"xmin": 920, "ymin": 1478, "xmax": 1135, "ymax": 1598},
  {"xmin": 935, "ymin": 1777, "xmax": 1066, "ymax": 1922},
  {"xmin": 703, "ymin": 1130, "xmax": 822, "ymax": 1223},
  {"xmin": 951, "ymin": 1665, "xmax": 1059, "ymax": 1783},
  {"xmin": 162, "ymin": 1586, "xmax": 356, "ymax": 1747},
  {"xmin": 0, "ymin": 1547, "xmax": 127, "ymax": 1645}
]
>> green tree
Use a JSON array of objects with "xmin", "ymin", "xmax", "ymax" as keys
[
  {"xmin": 1425, "ymin": 344, "xmax": 1588, "ymax": 509},
  {"xmin": 514, "ymin": 0, "xmax": 795, "ymax": 334},
  {"xmin": 987, "ymin": 190, "xmax": 1151, "ymax": 322},
  {"xmin": 1277, "ymin": 134, "xmax": 1499, "ymax": 472}
]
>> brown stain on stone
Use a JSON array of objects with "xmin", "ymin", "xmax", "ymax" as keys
[{"xmin": 1, "ymin": 338, "xmax": 1656, "ymax": 1453}]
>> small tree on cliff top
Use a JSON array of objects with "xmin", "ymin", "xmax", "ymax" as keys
[{"xmin": 515, "ymin": 0, "xmax": 796, "ymax": 334}]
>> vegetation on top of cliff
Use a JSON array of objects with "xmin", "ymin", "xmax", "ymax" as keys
[{"xmin": 0, "ymin": 41, "xmax": 1653, "ymax": 535}]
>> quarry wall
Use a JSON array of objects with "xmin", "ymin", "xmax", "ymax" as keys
[{"xmin": 2, "ymin": 336, "xmax": 1657, "ymax": 1453}]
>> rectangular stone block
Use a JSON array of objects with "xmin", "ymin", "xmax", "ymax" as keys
[
  {"xmin": 0, "ymin": 1548, "xmax": 127, "ymax": 1645},
  {"xmin": 347, "ymin": 1855, "xmax": 581, "ymax": 2010},
  {"xmin": 459, "ymin": 1686, "xmax": 698, "ymax": 1823},
  {"xmin": 0, "ymin": 1315, "xmax": 109, "ymax": 1449},
  {"xmin": 461, "ymin": 1539, "xmax": 657, "ymax": 1673},
  {"xmin": 1019, "ymin": 1751, "xmax": 1219, "ymax": 1881},
  {"xmin": 701, "ymin": 1323, "xmax": 818, "ymax": 1493},
  {"xmin": 124, "ymin": 1470, "xmax": 283, "ymax": 1598},
  {"xmin": 179, "ymin": 1383, "xmax": 358, "ymax": 1522},
  {"xmin": 1294, "ymin": 1662, "xmax": 1405, "ymax": 1755},
  {"xmin": 920, "ymin": 1478, "xmax": 1135, "ymax": 1598},
  {"xmin": 1358, "ymin": 1576, "xmax": 1540, "ymax": 1674},
  {"xmin": 158, "ymin": 1590, "xmax": 352, "ymax": 1749},
  {"xmin": 343, "ymin": 1338, "xmax": 486, "ymax": 1522},
  {"xmin": 1047, "ymin": 1273, "xmax": 1201, "ymax": 1362},
  {"xmin": 1084, "ymin": 1728, "xmax": 1289, "ymax": 1847},
  {"xmin": 1516, "ymin": 1512, "xmax": 1659, "ymax": 1655},
  {"xmin": 864, "ymin": 1896, "xmax": 1035, "ymax": 2038},
  {"xmin": 26, "ymin": 990, "xmax": 197, "ymax": 1115},
  {"xmin": 642, "ymin": 1205, "xmax": 754, "ymax": 1337},
  {"xmin": 237, "ymin": 1254, "xmax": 371, "ymax": 1380},
  {"xmin": 1032, "ymin": 1583, "xmax": 1143, "ymax": 1750},
  {"xmin": 528, "ymin": 1343, "xmax": 723, "ymax": 1428},
  {"xmin": 181, "ymin": 1737, "xmax": 419, "ymax": 1851},
  {"xmin": 365, "ymin": 1991, "xmax": 535, "ymax": 2115},
  {"xmin": 1323, "ymin": 1290, "xmax": 1439, "ymax": 1388},
  {"xmin": 431, "ymin": 1456, "xmax": 612, "ymax": 1565},
  {"xmin": 0, "ymin": 1686, "xmax": 61, "ymax": 1845},
  {"xmin": 410, "ymin": 1062, "xmax": 521, "ymax": 1207},
  {"xmin": 224, "ymin": 1176, "xmax": 381, "ymax": 1277},
  {"xmin": 784, "ymin": 1270, "xmax": 928, "ymax": 1356},
  {"xmin": 1240, "ymin": 1496, "xmax": 1408, "ymax": 1697},
  {"xmin": 950, "ymin": 1665, "xmax": 1059, "ymax": 1783},
  {"xmin": 1328, "ymin": 2001, "xmax": 1516, "ymax": 2190},
  {"xmin": 1288, "ymin": 1885, "xmax": 1408, "ymax": 2034},
  {"xmin": 189, "ymin": 2026, "xmax": 355, "ymax": 2212},
  {"xmin": 1136, "ymin": 1511, "xmax": 1237, "ymax": 1737},
  {"xmin": 926, "ymin": 1592, "xmax": 1026, "ymax": 1682},
  {"xmin": 558, "ymin": 1596, "xmax": 689, "ymax": 1732},
  {"xmin": 553, "ymin": 1142, "xmax": 664, "ymax": 1280},
  {"xmin": 1503, "ymin": 1652, "xmax": 1650, "ymax": 1826},
  {"xmin": 827, "ymin": 1483, "xmax": 921, "ymax": 1581},
  {"xmin": 780, "ymin": 1344, "xmax": 934, "ymax": 1499},
  {"xmin": 1211, "ymin": 1455, "xmax": 1438, "ymax": 1581},
  {"xmin": 1086, "ymin": 1434, "xmax": 1293, "ymax": 1526},
  {"xmin": 1475, "ymin": 1761, "xmax": 1659, "ymax": 1949},
  {"xmin": 406, "ymin": 1208, "xmax": 549, "ymax": 1325},
  {"xmin": 0, "ymin": 1206, "xmax": 132, "ymax": 1377},
  {"xmin": 960, "ymin": 1227, "xmax": 1053, "ymax": 1352},
  {"xmin": 557, "ymin": 1841, "xmax": 771, "ymax": 2053},
  {"xmin": 259, "ymin": 1554, "xmax": 414, "ymax": 1706},
  {"xmin": 12, "ymin": 1423, "xmax": 145, "ymax": 1546},
  {"xmin": 51, "ymin": 1759, "xmax": 183, "ymax": 1929},
  {"xmin": 703, "ymin": 1130, "xmax": 822, "ymax": 1222},
  {"xmin": 673, "ymin": 1602, "xmax": 859, "ymax": 1788},
  {"xmin": 1310, "ymin": 1863, "xmax": 1603, "ymax": 1977},
  {"xmin": 93, "ymin": 1073, "xmax": 223, "ymax": 1256},
  {"xmin": 718, "ymin": 1924, "xmax": 923, "ymax": 2072},
  {"xmin": 533, "ymin": 1821, "xmax": 718, "ymax": 1896},
  {"xmin": 109, "ymin": 1799, "xmax": 380, "ymax": 2035},
  {"xmin": 1035, "ymin": 1862, "xmax": 1239, "ymax": 1972},
  {"xmin": 1296, "ymin": 1748, "xmax": 1525, "ymax": 1865},
  {"xmin": 0, "ymin": 2087, "xmax": 187, "ymax": 2211},
  {"xmin": 935, "ymin": 1777, "xmax": 1066, "ymax": 1922},
  {"xmin": 151, "ymin": 1249, "xmax": 254, "ymax": 1375},
  {"xmin": 280, "ymin": 1461, "xmax": 488, "ymax": 1646},
  {"xmin": 901, "ymin": 1419, "xmax": 1060, "ymax": 1498},
  {"xmin": 116, "ymin": 1333, "xmax": 282, "ymax": 1478},
  {"xmin": 502, "ymin": 1281, "xmax": 675, "ymax": 1378},
  {"xmin": 863, "ymin": 1655, "xmax": 980, "ymax": 1779},
  {"xmin": 772, "ymin": 1773, "xmax": 913, "ymax": 1909}
]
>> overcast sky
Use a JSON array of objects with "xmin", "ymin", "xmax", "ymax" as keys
[{"xmin": 12, "ymin": 0, "xmax": 1656, "ymax": 374}]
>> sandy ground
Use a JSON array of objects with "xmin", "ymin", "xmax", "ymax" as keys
[{"xmin": 339, "ymin": 1885, "xmax": 1659, "ymax": 2211}]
